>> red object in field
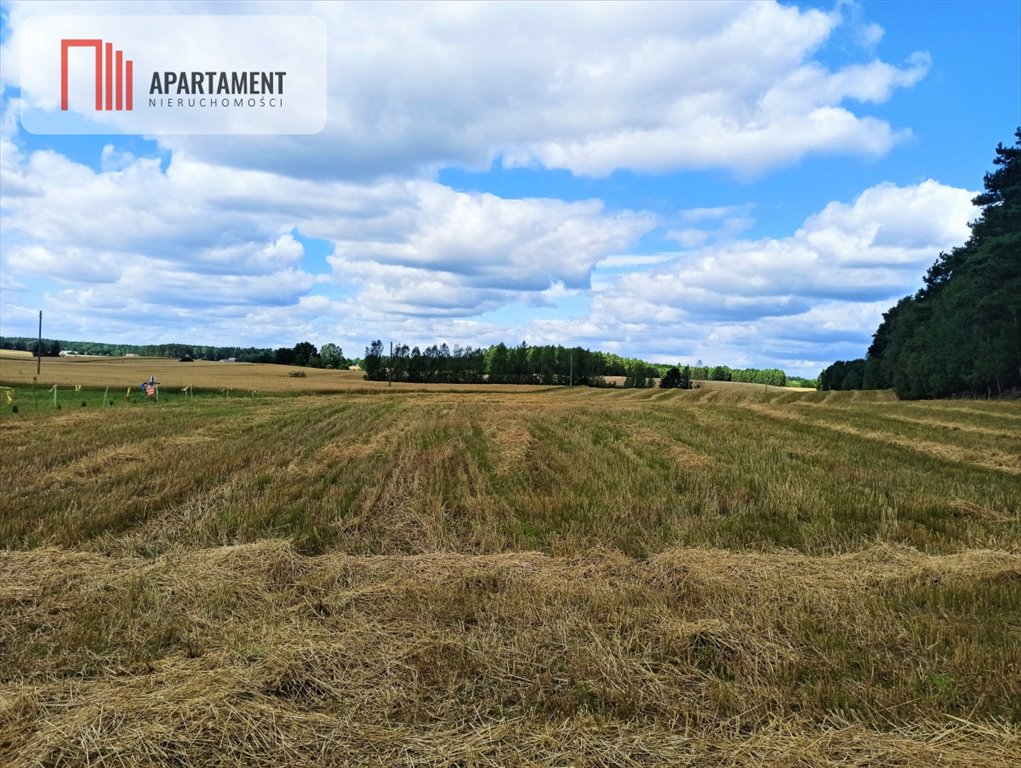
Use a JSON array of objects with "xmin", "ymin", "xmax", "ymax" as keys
[{"xmin": 145, "ymin": 384, "xmax": 156, "ymax": 398}]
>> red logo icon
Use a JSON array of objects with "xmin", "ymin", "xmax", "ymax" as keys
[{"xmin": 61, "ymin": 39, "xmax": 133, "ymax": 111}]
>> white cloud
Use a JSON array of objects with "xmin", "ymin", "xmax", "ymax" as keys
[
  {"xmin": 3, "ymin": 0, "xmax": 929, "ymax": 179},
  {"xmin": 634, "ymin": 179, "xmax": 970, "ymax": 314},
  {"xmin": 0, "ymin": 134, "xmax": 653, "ymax": 334},
  {"xmin": 0, "ymin": 1, "xmax": 968, "ymax": 376},
  {"xmin": 680, "ymin": 205, "xmax": 754, "ymax": 224},
  {"xmin": 322, "ymin": 183, "xmax": 652, "ymax": 306},
  {"xmin": 6, "ymin": 244, "xmax": 127, "ymax": 282},
  {"xmin": 0, "ymin": 117, "xmax": 976, "ymax": 373},
  {"xmin": 800, "ymin": 180, "xmax": 971, "ymax": 257},
  {"xmin": 541, "ymin": 180, "xmax": 976, "ymax": 373},
  {"xmin": 595, "ymin": 253, "xmax": 679, "ymax": 270},
  {"xmin": 666, "ymin": 204, "xmax": 756, "ymax": 248},
  {"xmin": 837, "ymin": 0, "xmax": 886, "ymax": 53}
]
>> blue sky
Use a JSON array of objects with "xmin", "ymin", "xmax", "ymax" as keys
[{"xmin": 1, "ymin": 0, "xmax": 1018, "ymax": 376}]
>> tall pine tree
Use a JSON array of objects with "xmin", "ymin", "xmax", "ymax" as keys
[{"xmin": 825, "ymin": 129, "xmax": 1020, "ymax": 398}]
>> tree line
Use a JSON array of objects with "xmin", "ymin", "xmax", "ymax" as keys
[
  {"xmin": 361, "ymin": 341, "xmax": 803, "ymax": 389},
  {"xmin": 684, "ymin": 364, "xmax": 788, "ymax": 387},
  {"xmin": 820, "ymin": 129, "xmax": 1020, "ymax": 398},
  {"xmin": 362, "ymin": 341, "xmax": 662, "ymax": 386},
  {"xmin": 0, "ymin": 338, "xmax": 350, "ymax": 369},
  {"xmin": 1, "ymin": 338, "xmax": 66, "ymax": 357}
]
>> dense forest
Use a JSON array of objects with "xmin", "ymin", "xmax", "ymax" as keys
[{"xmin": 820, "ymin": 129, "xmax": 1020, "ymax": 398}]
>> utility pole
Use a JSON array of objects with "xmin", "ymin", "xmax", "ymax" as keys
[
  {"xmin": 388, "ymin": 341, "xmax": 393, "ymax": 387},
  {"xmin": 36, "ymin": 311, "xmax": 42, "ymax": 376},
  {"xmin": 569, "ymin": 349, "xmax": 573, "ymax": 387}
]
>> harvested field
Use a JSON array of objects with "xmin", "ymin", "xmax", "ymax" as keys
[
  {"xmin": 2, "ymin": 543, "xmax": 1018, "ymax": 766},
  {"xmin": 1, "ymin": 378, "xmax": 1019, "ymax": 765},
  {"xmin": 0, "ymin": 351, "xmax": 545, "ymax": 395},
  {"xmin": 2, "ymin": 390, "xmax": 1018, "ymax": 555}
]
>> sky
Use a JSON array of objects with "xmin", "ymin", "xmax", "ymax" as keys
[{"xmin": 0, "ymin": 0, "xmax": 1018, "ymax": 376}]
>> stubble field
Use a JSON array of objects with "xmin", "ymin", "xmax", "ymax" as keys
[{"xmin": 1, "ymin": 355, "xmax": 1019, "ymax": 766}]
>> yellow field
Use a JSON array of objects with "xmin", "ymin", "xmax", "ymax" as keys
[{"xmin": 0, "ymin": 350, "xmax": 545, "ymax": 393}]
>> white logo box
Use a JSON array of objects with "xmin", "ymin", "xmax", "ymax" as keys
[{"xmin": 17, "ymin": 15, "xmax": 327, "ymax": 135}]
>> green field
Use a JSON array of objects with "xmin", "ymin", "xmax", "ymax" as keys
[{"xmin": 1, "ymin": 381, "xmax": 1019, "ymax": 765}]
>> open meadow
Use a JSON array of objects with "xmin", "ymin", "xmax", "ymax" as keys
[{"xmin": 1, "ymin": 354, "xmax": 1019, "ymax": 766}]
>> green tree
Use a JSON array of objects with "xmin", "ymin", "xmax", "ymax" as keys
[
  {"xmin": 680, "ymin": 365, "xmax": 691, "ymax": 389},
  {"xmin": 291, "ymin": 341, "xmax": 318, "ymax": 367},
  {"xmin": 510, "ymin": 342, "xmax": 530, "ymax": 384},
  {"xmin": 858, "ymin": 128, "xmax": 1021, "ymax": 398},
  {"xmin": 363, "ymin": 340, "xmax": 384, "ymax": 381},
  {"xmin": 391, "ymin": 343, "xmax": 410, "ymax": 382},
  {"xmin": 489, "ymin": 342, "xmax": 509, "ymax": 383},
  {"xmin": 319, "ymin": 343, "xmax": 345, "ymax": 369},
  {"xmin": 660, "ymin": 366, "xmax": 681, "ymax": 388},
  {"xmin": 624, "ymin": 362, "xmax": 650, "ymax": 388}
]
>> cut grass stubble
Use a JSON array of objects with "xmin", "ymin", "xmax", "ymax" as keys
[
  {"xmin": 1, "ymin": 541, "xmax": 1019, "ymax": 766},
  {"xmin": 1, "ymin": 384, "xmax": 1019, "ymax": 766}
]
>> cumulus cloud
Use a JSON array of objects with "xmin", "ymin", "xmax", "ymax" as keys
[
  {"xmin": 558, "ymin": 180, "xmax": 977, "ymax": 372},
  {"xmin": 322, "ymin": 184, "xmax": 652, "ymax": 314},
  {"xmin": 0, "ymin": 133, "xmax": 654, "ymax": 335},
  {"xmin": 0, "ymin": 1, "xmax": 967, "ymax": 375},
  {"xmin": 0, "ymin": 111, "xmax": 976, "ymax": 372},
  {"xmin": 610, "ymin": 179, "xmax": 972, "ymax": 314},
  {"xmin": 3, "ymin": 0, "xmax": 928, "ymax": 179}
]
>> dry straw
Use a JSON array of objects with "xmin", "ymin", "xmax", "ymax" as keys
[{"xmin": 2, "ymin": 542, "xmax": 1018, "ymax": 766}]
